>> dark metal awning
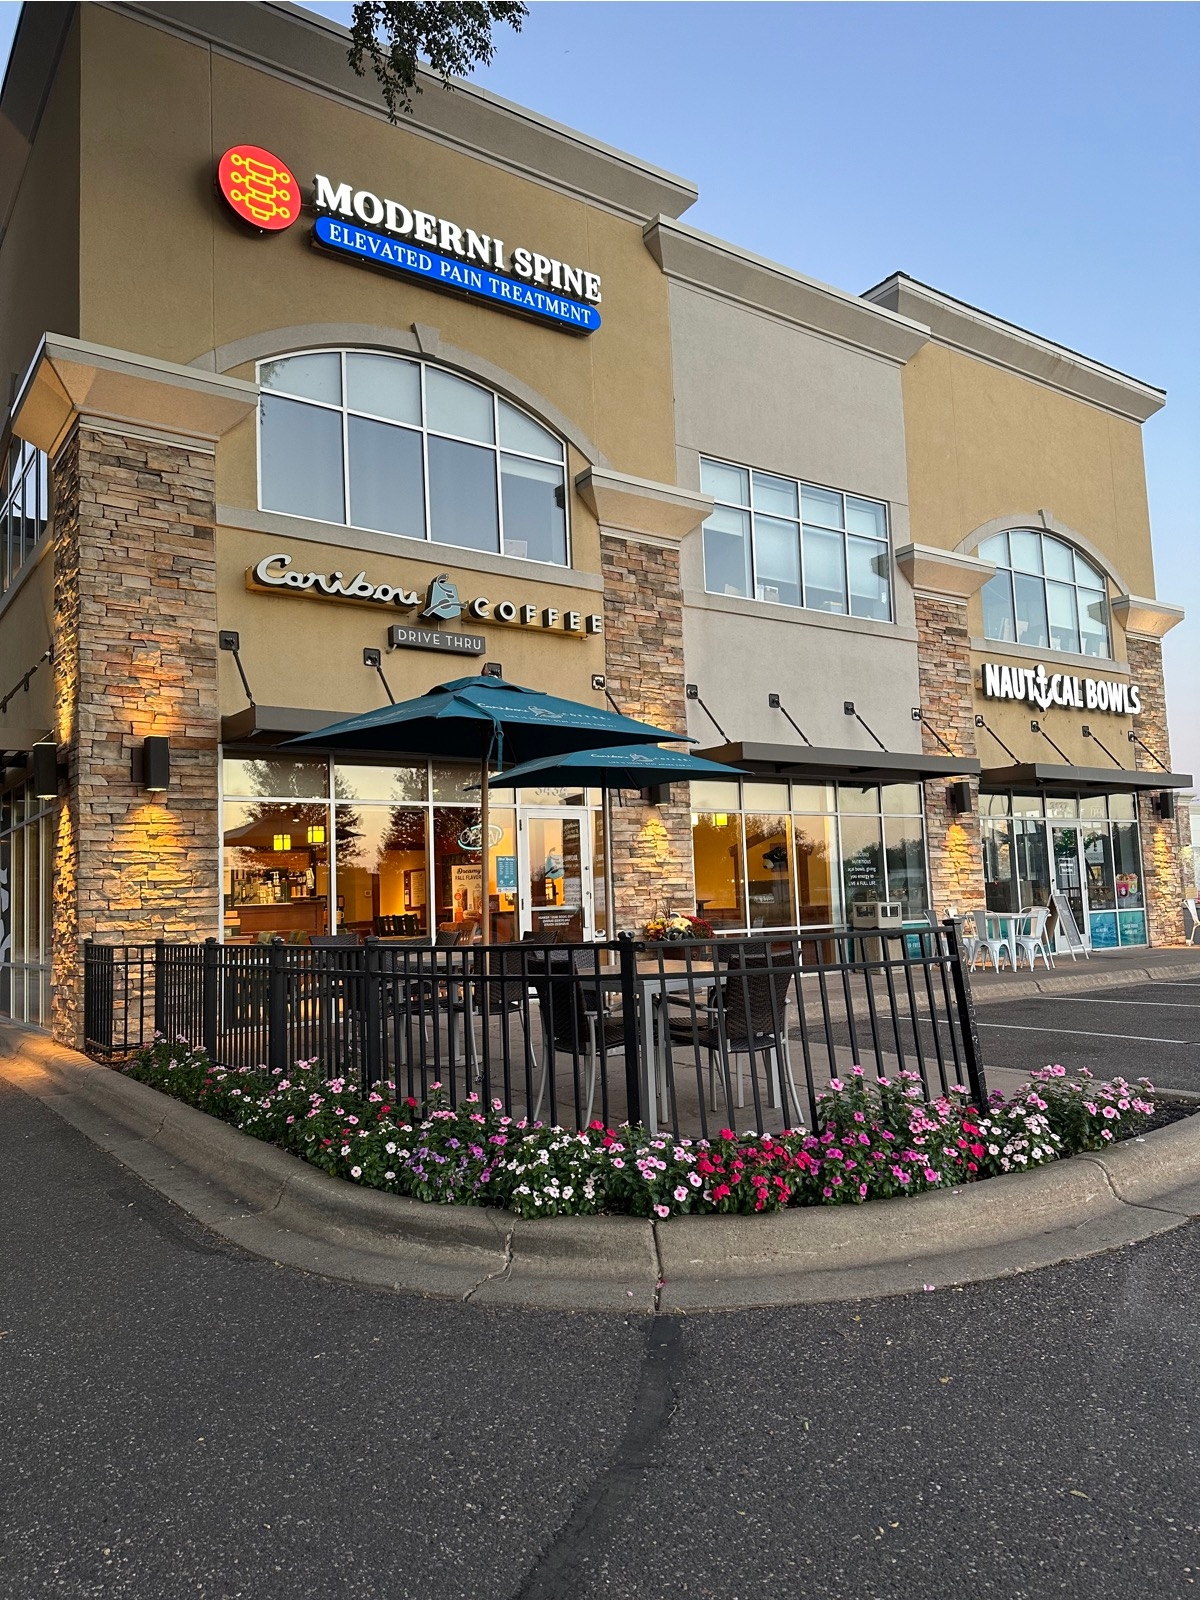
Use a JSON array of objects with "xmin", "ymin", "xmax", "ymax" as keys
[
  {"xmin": 221, "ymin": 706, "xmax": 359, "ymax": 746},
  {"xmin": 980, "ymin": 762, "xmax": 1194, "ymax": 795},
  {"xmin": 698, "ymin": 742, "xmax": 980, "ymax": 784}
]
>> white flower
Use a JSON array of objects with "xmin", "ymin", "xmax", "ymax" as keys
[
  {"xmin": 384, "ymin": 1171, "xmax": 396, "ymax": 1181},
  {"xmin": 350, "ymin": 1166, "xmax": 362, "ymax": 1178}
]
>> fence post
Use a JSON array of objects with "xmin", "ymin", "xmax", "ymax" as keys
[
  {"xmin": 83, "ymin": 939, "xmax": 114, "ymax": 1056},
  {"xmin": 364, "ymin": 937, "xmax": 382, "ymax": 1091},
  {"xmin": 617, "ymin": 933, "xmax": 643, "ymax": 1128},
  {"xmin": 267, "ymin": 936, "xmax": 288, "ymax": 1073},
  {"xmin": 202, "ymin": 937, "xmax": 219, "ymax": 1060},
  {"xmin": 153, "ymin": 937, "xmax": 166, "ymax": 1038},
  {"xmin": 943, "ymin": 917, "xmax": 987, "ymax": 1109}
]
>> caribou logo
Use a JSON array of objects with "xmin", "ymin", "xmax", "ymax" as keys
[{"xmin": 422, "ymin": 574, "xmax": 462, "ymax": 622}]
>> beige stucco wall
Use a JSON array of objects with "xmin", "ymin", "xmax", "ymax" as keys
[
  {"xmin": 0, "ymin": 13, "xmax": 80, "ymax": 407},
  {"xmin": 76, "ymin": 7, "xmax": 678, "ymax": 505},
  {"xmin": 668, "ymin": 280, "xmax": 922, "ymax": 751},
  {"xmin": 900, "ymin": 342, "xmax": 1158, "ymax": 606},
  {"xmin": 0, "ymin": 549, "xmax": 55, "ymax": 748}
]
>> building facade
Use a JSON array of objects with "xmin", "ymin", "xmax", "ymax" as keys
[{"xmin": 0, "ymin": 1, "xmax": 1190, "ymax": 1049}]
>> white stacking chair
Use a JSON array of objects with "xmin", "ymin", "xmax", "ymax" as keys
[
  {"xmin": 1014, "ymin": 906, "xmax": 1054, "ymax": 971},
  {"xmin": 977, "ymin": 914, "xmax": 1014, "ymax": 972},
  {"xmin": 1183, "ymin": 900, "xmax": 1200, "ymax": 947},
  {"xmin": 960, "ymin": 911, "xmax": 983, "ymax": 970}
]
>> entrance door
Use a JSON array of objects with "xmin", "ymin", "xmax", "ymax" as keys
[
  {"xmin": 520, "ymin": 810, "xmax": 594, "ymax": 942},
  {"xmin": 1050, "ymin": 825, "xmax": 1087, "ymax": 951}
]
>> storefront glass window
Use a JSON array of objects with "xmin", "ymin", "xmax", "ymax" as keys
[
  {"xmin": 259, "ymin": 352, "xmax": 568, "ymax": 566},
  {"xmin": 793, "ymin": 815, "xmax": 840, "ymax": 927},
  {"xmin": 222, "ymin": 756, "xmax": 598, "ymax": 943},
  {"xmin": 980, "ymin": 791, "xmax": 1146, "ymax": 947},
  {"xmin": 700, "ymin": 457, "xmax": 891, "ymax": 622},
  {"xmin": 0, "ymin": 438, "xmax": 49, "ymax": 600},
  {"xmin": 840, "ymin": 813, "xmax": 886, "ymax": 910},
  {"xmin": 744, "ymin": 813, "xmax": 794, "ymax": 929},
  {"xmin": 692, "ymin": 811, "xmax": 746, "ymax": 930},
  {"xmin": 0, "ymin": 778, "xmax": 53, "ymax": 1024},
  {"xmin": 978, "ymin": 530, "xmax": 1110, "ymax": 659}
]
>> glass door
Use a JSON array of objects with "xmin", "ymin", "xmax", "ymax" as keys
[
  {"xmin": 1050, "ymin": 824, "xmax": 1087, "ymax": 951},
  {"xmin": 519, "ymin": 810, "xmax": 594, "ymax": 942}
]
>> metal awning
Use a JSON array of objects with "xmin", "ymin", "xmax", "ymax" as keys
[
  {"xmin": 221, "ymin": 706, "xmax": 361, "ymax": 746},
  {"xmin": 698, "ymin": 742, "xmax": 980, "ymax": 783},
  {"xmin": 980, "ymin": 762, "xmax": 1194, "ymax": 795}
]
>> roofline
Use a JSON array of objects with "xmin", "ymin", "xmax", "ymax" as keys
[
  {"xmin": 862, "ymin": 272, "xmax": 1165, "ymax": 423},
  {"xmin": 104, "ymin": 1, "xmax": 699, "ymax": 223},
  {"xmin": 646, "ymin": 216, "xmax": 930, "ymax": 366}
]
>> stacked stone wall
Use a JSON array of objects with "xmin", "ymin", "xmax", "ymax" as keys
[
  {"xmin": 600, "ymin": 532, "xmax": 694, "ymax": 932},
  {"xmin": 913, "ymin": 593, "xmax": 982, "ymax": 914},
  {"xmin": 1128, "ymin": 634, "xmax": 1186, "ymax": 946},
  {"xmin": 50, "ymin": 422, "xmax": 222, "ymax": 1046}
]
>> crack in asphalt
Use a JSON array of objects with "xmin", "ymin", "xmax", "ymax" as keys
[
  {"xmin": 461, "ymin": 1225, "xmax": 514, "ymax": 1301},
  {"xmin": 507, "ymin": 1314, "xmax": 686, "ymax": 1600}
]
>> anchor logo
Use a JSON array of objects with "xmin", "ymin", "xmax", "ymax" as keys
[{"xmin": 1029, "ymin": 664, "xmax": 1054, "ymax": 713}]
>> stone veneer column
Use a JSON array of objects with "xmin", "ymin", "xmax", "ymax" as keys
[
  {"xmin": 1127, "ymin": 633, "xmax": 1187, "ymax": 946},
  {"xmin": 577, "ymin": 469, "xmax": 712, "ymax": 935},
  {"xmin": 896, "ymin": 545, "xmax": 994, "ymax": 916},
  {"xmin": 599, "ymin": 532, "xmax": 693, "ymax": 930},
  {"xmin": 14, "ymin": 338, "xmax": 257, "ymax": 1047},
  {"xmin": 914, "ymin": 594, "xmax": 982, "ymax": 912},
  {"xmin": 49, "ymin": 422, "xmax": 223, "ymax": 1044}
]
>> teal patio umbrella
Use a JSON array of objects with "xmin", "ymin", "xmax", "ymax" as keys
[
  {"xmin": 477, "ymin": 745, "xmax": 749, "ymax": 933},
  {"xmin": 289, "ymin": 675, "xmax": 690, "ymax": 943}
]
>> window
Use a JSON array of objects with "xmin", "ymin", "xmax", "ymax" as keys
[
  {"xmin": 1, "ymin": 438, "xmax": 49, "ymax": 599},
  {"xmin": 691, "ymin": 778, "xmax": 926, "ymax": 932},
  {"xmin": 699, "ymin": 457, "xmax": 891, "ymax": 623},
  {"xmin": 978, "ymin": 530, "xmax": 1110, "ymax": 659},
  {"xmin": 258, "ymin": 352, "xmax": 568, "ymax": 565},
  {"xmin": 0, "ymin": 778, "xmax": 54, "ymax": 1025}
]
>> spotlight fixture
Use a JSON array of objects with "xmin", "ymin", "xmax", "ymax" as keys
[
  {"xmin": 31, "ymin": 741, "xmax": 58, "ymax": 800},
  {"xmin": 947, "ymin": 779, "xmax": 973, "ymax": 815},
  {"xmin": 1155, "ymin": 791, "xmax": 1176, "ymax": 821},
  {"xmin": 132, "ymin": 736, "xmax": 170, "ymax": 792}
]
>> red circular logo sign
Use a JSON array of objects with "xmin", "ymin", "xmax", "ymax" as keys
[{"xmin": 217, "ymin": 144, "xmax": 299, "ymax": 232}]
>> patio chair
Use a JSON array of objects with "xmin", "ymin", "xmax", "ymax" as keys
[
  {"xmin": 976, "ymin": 915, "xmax": 1014, "ymax": 973},
  {"xmin": 666, "ymin": 952, "xmax": 797, "ymax": 1123},
  {"xmin": 1183, "ymin": 900, "xmax": 1200, "ymax": 946},
  {"xmin": 959, "ymin": 911, "xmax": 982, "ymax": 970},
  {"xmin": 528, "ymin": 954, "xmax": 625, "ymax": 1126},
  {"xmin": 1014, "ymin": 907, "xmax": 1054, "ymax": 971}
]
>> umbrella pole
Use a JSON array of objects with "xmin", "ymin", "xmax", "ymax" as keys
[
  {"xmin": 480, "ymin": 729, "xmax": 491, "ymax": 947},
  {"xmin": 604, "ymin": 788, "xmax": 615, "ymax": 938}
]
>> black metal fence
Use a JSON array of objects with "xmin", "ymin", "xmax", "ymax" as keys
[{"xmin": 82, "ymin": 923, "xmax": 986, "ymax": 1137}]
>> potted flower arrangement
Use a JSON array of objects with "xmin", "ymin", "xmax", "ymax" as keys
[{"xmin": 643, "ymin": 911, "xmax": 714, "ymax": 949}]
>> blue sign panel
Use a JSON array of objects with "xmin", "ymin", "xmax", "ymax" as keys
[
  {"xmin": 495, "ymin": 855, "xmax": 518, "ymax": 893},
  {"xmin": 313, "ymin": 216, "xmax": 601, "ymax": 334}
]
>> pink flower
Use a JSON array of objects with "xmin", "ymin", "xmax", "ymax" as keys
[
  {"xmin": 673, "ymin": 1186, "xmax": 689, "ymax": 1202},
  {"xmin": 654, "ymin": 1204, "xmax": 670, "ymax": 1218}
]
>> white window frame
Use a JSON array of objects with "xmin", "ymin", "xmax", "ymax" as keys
[
  {"xmin": 699, "ymin": 454, "xmax": 893, "ymax": 624},
  {"xmin": 256, "ymin": 350, "xmax": 572, "ymax": 568},
  {"xmin": 979, "ymin": 528, "xmax": 1111, "ymax": 661}
]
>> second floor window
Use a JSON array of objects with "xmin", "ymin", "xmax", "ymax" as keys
[
  {"xmin": 978, "ymin": 530, "xmax": 1110, "ymax": 659},
  {"xmin": 1, "ymin": 438, "xmax": 48, "ymax": 599},
  {"xmin": 699, "ymin": 457, "xmax": 891, "ymax": 622},
  {"xmin": 258, "ymin": 351, "xmax": 569, "ymax": 565}
]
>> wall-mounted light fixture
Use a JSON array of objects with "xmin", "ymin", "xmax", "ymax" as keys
[
  {"xmin": 306, "ymin": 823, "xmax": 326, "ymax": 846},
  {"xmin": 31, "ymin": 741, "xmax": 58, "ymax": 800},
  {"xmin": 947, "ymin": 779, "xmax": 973, "ymax": 815},
  {"xmin": 483, "ymin": 661, "xmax": 504, "ymax": 678},
  {"xmin": 1154, "ymin": 791, "xmax": 1176, "ymax": 821},
  {"xmin": 591, "ymin": 673, "xmax": 606, "ymax": 692},
  {"xmin": 642, "ymin": 784, "xmax": 671, "ymax": 807},
  {"xmin": 131, "ymin": 736, "xmax": 170, "ymax": 792},
  {"xmin": 273, "ymin": 832, "xmax": 292, "ymax": 852}
]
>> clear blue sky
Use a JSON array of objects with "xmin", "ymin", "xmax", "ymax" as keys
[{"xmin": 1, "ymin": 3, "xmax": 1196, "ymax": 774}]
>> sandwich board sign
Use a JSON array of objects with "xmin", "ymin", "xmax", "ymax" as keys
[{"xmin": 1050, "ymin": 890, "xmax": 1087, "ymax": 955}]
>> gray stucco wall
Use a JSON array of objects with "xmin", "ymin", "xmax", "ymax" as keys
[{"xmin": 667, "ymin": 280, "xmax": 922, "ymax": 753}]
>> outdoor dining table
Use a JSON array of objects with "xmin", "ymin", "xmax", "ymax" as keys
[{"xmin": 593, "ymin": 953, "xmax": 718, "ymax": 1132}]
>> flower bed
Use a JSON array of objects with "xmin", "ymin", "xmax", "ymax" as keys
[{"xmin": 120, "ymin": 1041, "xmax": 1156, "ymax": 1220}]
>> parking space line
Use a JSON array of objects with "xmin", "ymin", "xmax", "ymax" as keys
[
  {"xmin": 1032, "ymin": 996, "xmax": 1200, "ymax": 1010},
  {"xmin": 978, "ymin": 1022, "xmax": 1192, "ymax": 1045}
]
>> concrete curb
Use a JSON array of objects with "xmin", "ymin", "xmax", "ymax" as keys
[{"xmin": 3, "ymin": 1022, "xmax": 1200, "ymax": 1313}]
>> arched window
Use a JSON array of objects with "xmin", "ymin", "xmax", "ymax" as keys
[
  {"xmin": 257, "ymin": 351, "xmax": 569, "ymax": 566},
  {"xmin": 978, "ymin": 529, "xmax": 1110, "ymax": 659}
]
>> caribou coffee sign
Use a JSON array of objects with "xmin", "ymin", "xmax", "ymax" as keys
[
  {"xmin": 247, "ymin": 554, "xmax": 602, "ymax": 638},
  {"xmin": 982, "ymin": 661, "xmax": 1141, "ymax": 715}
]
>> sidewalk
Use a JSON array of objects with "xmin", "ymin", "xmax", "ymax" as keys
[{"xmin": 968, "ymin": 943, "xmax": 1200, "ymax": 1005}]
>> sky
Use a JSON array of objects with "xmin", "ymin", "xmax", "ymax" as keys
[{"xmin": 0, "ymin": 2, "xmax": 1196, "ymax": 774}]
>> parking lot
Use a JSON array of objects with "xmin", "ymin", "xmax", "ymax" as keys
[{"xmin": 977, "ymin": 976, "xmax": 1200, "ymax": 1096}]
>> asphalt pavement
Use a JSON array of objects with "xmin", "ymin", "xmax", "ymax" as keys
[
  {"xmin": 5, "ymin": 1074, "xmax": 1200, "ymax": 1598},
  {"xmin": 977, "ymin": 975, "xmax": 1200, "ymax": 1094}
]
